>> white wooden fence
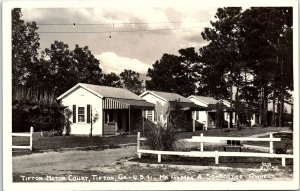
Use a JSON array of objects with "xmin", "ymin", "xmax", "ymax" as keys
[
  {"xmin": 12, "ymin": 126, "xmax": 34, "ymax": 150},
  {"xmin": 187, "ymin": 133, "xmax": 280, "ymax": 154},
  {"xmin": 137, "ymin": 132, "xmax": 293, "ymax": 167}
]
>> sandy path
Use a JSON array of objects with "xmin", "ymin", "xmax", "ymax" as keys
[{"xmin": 13, "ymin": 146, "xmax": 136, "ymax": 175}]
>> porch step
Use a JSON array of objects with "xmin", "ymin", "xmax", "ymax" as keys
[{"xmin": 104, "ymin": 124, "xmax": 117, "ymax": 135}]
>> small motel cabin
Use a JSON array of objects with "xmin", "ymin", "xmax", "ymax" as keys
[
  {"xmin": 57, "ymin": 83, "xmax": 154, "ymax": 136},
  {"xmin": 140, "ymin": 90, "xmax": 206, "ymax": 131},
  {"xmin": 188, "ymin": 95, "xmax": 260, "ymax": 129}
]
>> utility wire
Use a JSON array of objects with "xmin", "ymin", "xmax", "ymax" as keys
[
  {"xmin": 37, "ymin": 21, "xmax": 206, "ymax": 26},
  {"xmin": 38, "ymin": 26, "xmax": 206, "ymax": 34}
]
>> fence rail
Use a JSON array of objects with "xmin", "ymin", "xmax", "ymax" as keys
[
  {"xmin": 186, "ymin": 133, "xmax": 280, "ymax": 153},
  {"xmin": 136, "ymin": 132, "xmax": 293, "ymax": 167},
  {"xmin": 12, "ymin": 126, "xmax": 34, "ymax": 150}
]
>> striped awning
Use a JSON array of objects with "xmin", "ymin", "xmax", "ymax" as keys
[{"xmin": 103, "ymin": 98, "xmax": 155, "ymax": 110}]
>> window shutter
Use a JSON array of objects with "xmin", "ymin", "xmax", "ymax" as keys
[
  {"xmin": 73, "ymin": 105, "xmax": 76, "ymax": 123},
  {"xmin": 87, "ymin": 104, "xmax": 91, "ymax": 123}
]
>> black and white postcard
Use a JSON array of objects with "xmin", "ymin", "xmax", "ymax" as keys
[{"xmin": 2, "ymin": 0, "xmax": 299, "ymax": 190}]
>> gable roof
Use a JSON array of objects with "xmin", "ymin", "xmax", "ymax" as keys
[
  {"xmin": 81, "ymin": 83, "xmax": 144, "ymax": 100},
  {"xmin": 188, "ymin": 95, "xmax": 235, "ymax": 111},
  {"xmin": 140, "ymin": 90, "xmax": 192, "ymax": 103},
  {"xmin": 188, "ymin": 95, "xmax": 218, "ymax": 105},
  {"xmin": 57, "ymin": 83, "xmax": 144, "ymax": 100}
]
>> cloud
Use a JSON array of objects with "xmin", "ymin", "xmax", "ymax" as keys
[
  {"xmin": 21, "ymin": 6, "xmax": 219, "ymax": 66},
  {"xmin": 96, "ymin": 52, "xmax": 151, "ymax": 75}
]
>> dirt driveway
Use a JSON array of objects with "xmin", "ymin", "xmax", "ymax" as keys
[{"xmin": 13, "ymin": 146, "xmax": 136, "ymax": 176}]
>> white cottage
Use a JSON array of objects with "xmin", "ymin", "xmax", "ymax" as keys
[
  {"xmin": 57, "ymin": 83, "xmax": 154, "ymax": 136},
  {"xmin": 140, "ymin": 91, "xmax": 205, "ymax": 130},
  {"xmin": 188, "ymin": 95, "xmax": 260, "ymax": 129},
  {"xmin": 187, "ymin": 95, "xmax": 236, "ymax": 130}
]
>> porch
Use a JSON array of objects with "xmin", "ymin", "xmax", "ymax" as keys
[{"xmin": 102, "ymin": 98, "xmax": 154, "ymax": 135}]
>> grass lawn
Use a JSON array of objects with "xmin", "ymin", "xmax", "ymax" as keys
[
  {"xmin": 12, "ymin": 133, "xmax": 136, "ymax": 154},
  {"xmin": 243, "ymin": 132, "xmax": 293, "ymax": 153},
  {"xmin": 175, "ymin": 126, "xmax": 290, "ymax": 139}
]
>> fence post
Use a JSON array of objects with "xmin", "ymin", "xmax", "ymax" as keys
[
  {"xmin": 282, "ymin": 158, "xmax": 286, "ymax": 167},
  {"xmin": 158, "ymin": 154, "xmax": 161, "ymax": 163},
  {"xmin": 215, "ymin": 151, "xmax": 219, "ymax": 165},
  {"xmin": 281, "ymin": 158, "xmax": 285, "ymax": 167},
  {"xmin": 137, "ymin": 132, "xmax": 141, "ymax": 158},
  {"xmin": 30, "ymin": 126, "xmax": 34, "ymax": 150},
  {"xmin": 200, "ymin": 133, "xmax": 204, "ymax": 152},
  {"xmin": 269, "ymin": 134, "xmax": 273, "ymax": 154}
]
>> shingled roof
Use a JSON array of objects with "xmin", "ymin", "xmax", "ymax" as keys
[
  {"xmin": 81, "ymin": 83, "xmax": 144, "ymax": 100},
  {"xmin": 142, "ymin": 90, "xmax": 192, "ymax": 103},
  {"xmin": 188, "ymin": 95, "xmax": 233, "ymax": 111},
  {"xmin": 57, "ymin": 83, "xmax": 155, "ymax": 110},
  {"xmin": 57, "ymin": 83, "xmax": 145, "ymax": 100},
  {"xmin": 189, "ymin": 95, "xmax": 219, "ymax": 105},
  {"xmin": 140, "ymin": 91, "xmax": 207, "ymax": 111}
]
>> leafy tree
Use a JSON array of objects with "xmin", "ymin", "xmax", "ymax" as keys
[
  {"xmin": 73, "ymin": 45, "xmax": 103, "ymax": 84},
  {"xmin": 33, "ymin": 41, "xmax": 103, "ymax": 96},
  {"xmin": 199, "ymin": 7, "xmax": 244, "ymax": 128},
  {"xmin": 241, "ymin": 7, "xmax": 293, "ymax": 127},
  {"xmin": 199, "ymin": 8, "xmax": 244, "ymax": 99},
  {"xmin": 12, "ymin": 8, "xmax": 40, "ymax": 86},
  {"xmin": 146, "ymin": 47, "xmax": 199, "ymax": 97},
  {"xmin": 120, "ymin": 69, "xmax": 143, "ymax": 94},
  {"xmin": 168, "ymin": 100, "xmax": 191, "ymax": 131},
  {"xmin": 102, "ymin": 72, "xmax": 121, "ymax": 87},
  {"xmin": 39, "ymin": 41, "xmax": 76, "ymax": 95},
  {"xmin": 198, "ymin": 43, "xmax": 230, "ymax": 99},
  {"xmin": 199, "ymin": 7, "xmax": 293, "ymax": 128}
]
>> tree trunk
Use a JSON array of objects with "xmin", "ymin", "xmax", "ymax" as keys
[
  {"xmin": 260, "ymin": 86, "xmax": 268, "ymax": 127},
  {"xmin": 259, "ymin": 87, "xmax": 263, "ymax": 126},
  {"xmin": 264, "ymin": 93, "xmax": 268, "ymax": 127},
  {"xmin": 263, "ymin": 86, "xmax": 268, "ymax": 127},
  {"xmin": 229, "ymin": 84, "xmax": 233, "ymax": 128},
  {"xmin": 279, "ymin": 59, "xmax": 284, "ymax": 127},
  {"xmin": 272, "ymin": 94, "xmax": 276, "ymax": 127},
  {"xmin": 236, "ymin": 86, "xmax": 241, "ymax": 130},
  {"xmin": 277, "ymin": 96, "xmax": 280, "ymax": 127},
  {"xmin": 279, "ymin": 95, "xmax": 284, "ymax": 127}
]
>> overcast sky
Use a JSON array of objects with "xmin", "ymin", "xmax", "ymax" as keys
[{"xmin": 21, "ymin": 5, "xmax": 218, "ymax": 77}]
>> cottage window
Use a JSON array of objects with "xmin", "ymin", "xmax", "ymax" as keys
[
  {"xmin": 147, "ymin": 110, "xmax": 153, "ymax": 121},
  {"xmin": 196, "ymin": 111, "xmax": 199, "ymax": 120},
  {"xmin": 78, "ymin": 107, "xmax": 85, "ymax": 122}
]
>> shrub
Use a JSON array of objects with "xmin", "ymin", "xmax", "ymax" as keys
[
  {"xmin": 274, "ymin": 142, "xmax": 291, "ymax": 154},
  {"xmin": 144, "ymin": 124, "xmax": 178, "ymax": 151},
  {"xmin": 12, "ymin": 86, "xmax": 65, "ymax": 133}
]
